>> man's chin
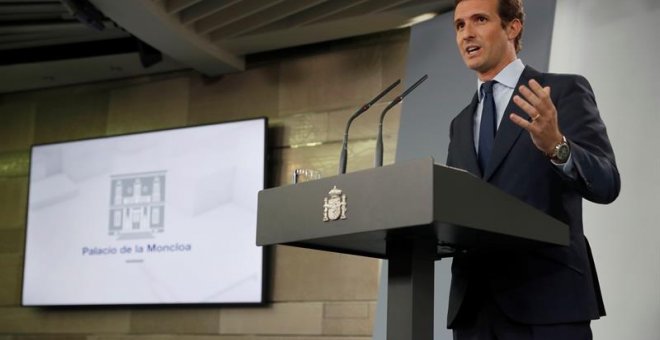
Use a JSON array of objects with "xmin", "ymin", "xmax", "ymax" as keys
[
  {"xmin": 464, "ymin": 58, "xmax": 495, "ymax": 74},
  {"xmin": 465, "ymin": 60, "xmax": 483, "ymax": 72}
]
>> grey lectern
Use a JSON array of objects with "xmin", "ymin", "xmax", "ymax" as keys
[{"xmin": 256, "ymin": 158, "xmax": 568, "ymax": 340}]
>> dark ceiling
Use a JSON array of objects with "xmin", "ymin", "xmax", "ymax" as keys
[{"xmin": 0, "ymin": 0, "xmax": 452, "ymax": 93}]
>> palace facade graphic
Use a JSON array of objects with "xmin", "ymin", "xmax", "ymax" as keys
[{"xmin": 109, "ymin": 171, "xmax": 166, "ymax": 239}]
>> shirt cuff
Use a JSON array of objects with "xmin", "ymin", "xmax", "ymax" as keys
[{"xmin": 552, "ymin": 153, "xmax": 577, "ymax": 179}]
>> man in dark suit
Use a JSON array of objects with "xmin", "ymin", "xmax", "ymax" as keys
[{"xmin": 446, "ymin": 0, "xmax": 621, "ymax": 339}]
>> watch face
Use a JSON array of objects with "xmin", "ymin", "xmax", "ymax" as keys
[{"xmin": 557, "ymin": 143, "xmax": 570, "ymax": 162}]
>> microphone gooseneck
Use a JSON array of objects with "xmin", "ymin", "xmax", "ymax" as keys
[
  {"xmin": 338, "ymin": 79, "xmax": 401, "ymax": 175},
  {"xmin": 375, "ymin": 74, "xmax": 429, "ymax": 167}
]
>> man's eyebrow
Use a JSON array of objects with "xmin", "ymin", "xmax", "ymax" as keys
[
  {"xmin": 454, "ymin": 12, "xmax": 490, "ymax": 23},
  {"xmin": 470, "ymin": 12, "xmax": 490, "ymax": 19}
]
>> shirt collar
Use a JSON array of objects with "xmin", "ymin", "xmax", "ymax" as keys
[{"xmin": 477, "ymin": 58, "xmax": 525, "ymax": 102}]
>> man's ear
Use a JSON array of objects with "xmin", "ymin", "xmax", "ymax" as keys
[{"xmin": 507, "ymin": 18, "xmax": 522, "ymax": 41}]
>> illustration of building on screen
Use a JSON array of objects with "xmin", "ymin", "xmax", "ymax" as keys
[{"xmin": 109, "ymin": 171, "xmax": 166, "ymax": 239}]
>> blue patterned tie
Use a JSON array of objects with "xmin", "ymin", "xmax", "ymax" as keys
[{"xmin": 478, "ymin": 80, "xmax": 497, "ymax": 173}]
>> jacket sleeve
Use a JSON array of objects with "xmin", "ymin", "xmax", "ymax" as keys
[
  {"xmin": 446, "ymin": 118, "xmax": 456, "ymax": 167},
  {"xmin": 553, "ymin": 75, "xmax": 621, "ymax": 204}
]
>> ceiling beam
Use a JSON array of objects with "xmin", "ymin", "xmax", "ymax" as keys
[
  {"xmin": 0, "ymin": 31, "xmax": 129, "ymax": 50},
  {"xmin": 165, "ymin": 0, "xmax": 202, "ymax": 14},
  {"xmin": 178, "ymin": 0, "xmax": 242, "ymax": 25},
  {"xmin": 222, "ymin": 1, "xmax": 444, "ymax": 55},
  {"xmin": 248, "ymin": 0, "xmax": 369, "ymax": 35},
  {"xmin": 208, "ymin": 0, "xmax": 327, "ymax": 41},
  {"xmin": 315, "ymin": 0, "xmax": 412, "ymax": 24},
  {"xmin": 0, "ymin": 20, "xmax": 121, "ymax": 34},
  {"xmin": 89, "ymin": 0, "xmax": 244, "ymax": 75},
  {"xmin": 193, "ymin": 0, "xmax": 284, "ymax": 35},
  {"xmin": 0, "ymin": 3, "xmax": 65, "ymax": 14}
]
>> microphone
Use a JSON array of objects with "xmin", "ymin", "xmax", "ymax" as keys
[
  {"xmin": 338, "ymin": 79, "xmax": 401, "ymax": 175},
  {"xmin": 374, "ymin": 74, "xmax": 428, "ymax": 167}
]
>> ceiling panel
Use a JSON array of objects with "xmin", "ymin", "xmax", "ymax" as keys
[{"xmin": 0, "ymin": 0, "xmax": 452, "ymax": 93}]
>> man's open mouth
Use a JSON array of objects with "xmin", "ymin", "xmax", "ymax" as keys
[{"xmin": 466, "ymin": 46, "xmax": 481, "ymax": 55}]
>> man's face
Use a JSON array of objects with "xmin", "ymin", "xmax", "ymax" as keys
[{"xmin": 454, "ymin": 0, "xmax": 518, "ymax": 80}]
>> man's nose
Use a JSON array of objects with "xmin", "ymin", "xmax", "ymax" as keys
[{"xmin": 462, "ymin": 23, "xmax": 475, "ymax": 39}]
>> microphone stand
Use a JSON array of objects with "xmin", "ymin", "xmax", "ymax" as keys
[
  {"xmin": 338, "ymin": 79, "xmax": 401, "ymax": 175},
  {"xmin": 375, "ymin": 74, "xmax": 429, "ymax": 167}
]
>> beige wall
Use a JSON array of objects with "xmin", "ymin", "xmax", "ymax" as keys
[{"xmin": 0, "ymin": 30, "xmax": 409, "ymax": 339}]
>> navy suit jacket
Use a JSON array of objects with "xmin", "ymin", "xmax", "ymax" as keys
[{"xmin": 446, "ymin": 66, "xmax": 620, "ymax": 326}]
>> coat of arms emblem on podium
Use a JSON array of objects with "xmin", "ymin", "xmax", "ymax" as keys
[{"xmin": 323, "ymin": 186, "xmax": 347, "ymax": 222}]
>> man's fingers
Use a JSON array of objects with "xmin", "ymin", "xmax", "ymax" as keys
[
  {"xmin": 527, "ymin": 80, "xmax": 553, "ymax": 108},
  {"xmin": 528, "ymin": 79, "xmax": 551, "ymax": 96},
  {"xmin": 509, "ymin": 113, "xmax": 533, "ymax": 131},
  {"xmin": 512, "ymin": 95, "xmax": 539, "ymax": 119},
  {"xmin": 518, "ymin": 81, "xmax": 556, "ymax": 120},
  {"xmin": 518, "ymin": 85, "xmax": 541, "ymax": 107},
  {"xmin": 528, "ymin": 79, "xmax": 547, "ymax": 96}
]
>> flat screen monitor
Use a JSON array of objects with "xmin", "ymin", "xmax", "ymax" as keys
[{"xmin": 22, "ymin": 118, "xmax": 266, "ymax": 306}]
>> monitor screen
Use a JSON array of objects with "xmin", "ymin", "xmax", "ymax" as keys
[{"xmin": 22, "ymin": 118, "xmax": 266, "ymax": 306}]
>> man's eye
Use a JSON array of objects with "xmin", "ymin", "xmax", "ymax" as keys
[
  {"xmin": 477, "ymin": 16, "xmax": 487, "ymax": 22},
  {"xmin": 456, "ymin": 23, "xmax": 464, "ymax": 30}
]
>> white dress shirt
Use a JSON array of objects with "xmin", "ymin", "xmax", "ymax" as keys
[
  {"xmin": 473, "ymin": 58, "xmax": 525, "ymax": 151},
  {"xmin": 472, "ymin": 58, "xmax": 575, "ymax": 175}
]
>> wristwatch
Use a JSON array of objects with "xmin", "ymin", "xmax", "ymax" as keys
[{"xmin": 549, "ymin": 136, "xmax": 570, "ymax": 164}]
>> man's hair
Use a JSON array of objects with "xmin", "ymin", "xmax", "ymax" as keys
[{"xmin": 455, "ymin": 0, "xmax": 525, "ymax": 53}]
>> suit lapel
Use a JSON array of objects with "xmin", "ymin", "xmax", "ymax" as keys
[
  {"xmin": 483, "ymin": 66, "xmax": 542, "ymax": 181},
  {"xmin": 455, "ymin": 93, "xmax": 481, "ymax": 177}
]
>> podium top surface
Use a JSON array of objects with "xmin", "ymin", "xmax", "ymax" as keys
[{"xmin": 256, "ymin": 158, "xmax": 568, "ymax": 259}]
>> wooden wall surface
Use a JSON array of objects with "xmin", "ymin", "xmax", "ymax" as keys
[{"xmin": 0, "ymin": 30, "xmax": 409, "ymax": 339}]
